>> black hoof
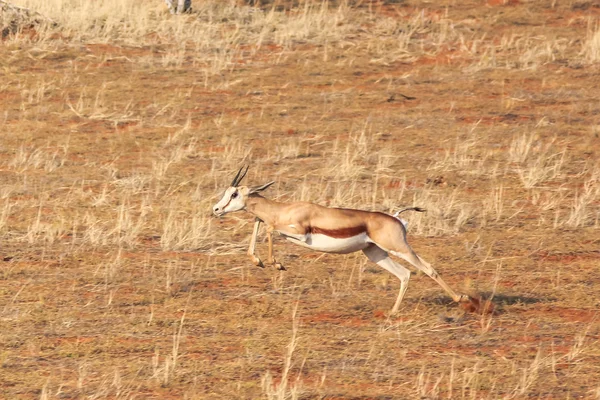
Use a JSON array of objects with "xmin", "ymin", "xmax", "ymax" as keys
[{"xmin": 275, "ymin": 263, "xmax": 286, "ymax": 271}]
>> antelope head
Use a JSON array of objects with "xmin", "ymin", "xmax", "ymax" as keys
[{"xmin": 212, "ymin": 166, "xmax": 275, "ymax": 217}]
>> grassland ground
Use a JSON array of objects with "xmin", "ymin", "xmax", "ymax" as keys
[{"xmin": 1, "ymin": 0, "xmax": 600, "ymax": 398}]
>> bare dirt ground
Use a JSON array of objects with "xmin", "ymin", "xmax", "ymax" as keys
[{"xmin": 1, "ymin": 0, "xmax": 600, "ymax": 398}]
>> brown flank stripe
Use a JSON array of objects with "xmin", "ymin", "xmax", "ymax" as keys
[{"xmin": 309, "ymin": 225, "xmax": 367, "ymax": 239}]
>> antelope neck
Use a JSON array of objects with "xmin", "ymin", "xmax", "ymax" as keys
[{"xmin": 244, "ymin": 195, "xmax": 284, "ymax": 225}]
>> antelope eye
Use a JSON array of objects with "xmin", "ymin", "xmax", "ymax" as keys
[{"xmin": 231, "ymin": 192, "xmax": 238, "ymax": 199}]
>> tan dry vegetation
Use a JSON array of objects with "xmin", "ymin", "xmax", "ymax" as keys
[{"xmin": 1, "ymin": 0, "xmax": 600, "ymax": 398}]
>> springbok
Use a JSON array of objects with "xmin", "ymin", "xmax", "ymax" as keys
[{"xmin": 213, "ymin": 166, "xmax": 474, "ymax": 314}]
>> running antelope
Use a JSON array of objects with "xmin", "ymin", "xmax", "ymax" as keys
[{"xmin": 213, "ymin": 166, "xmax": 473, "ymax": 314}]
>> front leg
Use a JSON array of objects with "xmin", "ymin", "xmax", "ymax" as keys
[
  {"xmin": 247, "ymin": 218, "xmax": 264, "ymax": 268},
  {"xmin": 267, "ymin": 226, "xmax": 286, "ymax": 271}
]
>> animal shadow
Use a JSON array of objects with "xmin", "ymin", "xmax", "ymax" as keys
[
  {"xmin": 484, "ymin": 293, "xmax": 552, "ymax": 307},
  {"xmin": 421, "ymin": 293, "xmax": 551, "ymax": 315}
]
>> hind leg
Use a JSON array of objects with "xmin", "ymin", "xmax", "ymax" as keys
[
  {"xmin": 363, "ymin": 244, "xmax": 411, "ymax": 315},
  {"xmin": 369, "ymin": 219, "xmax": 470, "ymax": 305},
  {"xmin": 267, "ymin": 227, "xmax": 286, "ymax": 270},
  {"xmin": 390, "ymin": 248, "xmax": 469, "ymax": 303}
]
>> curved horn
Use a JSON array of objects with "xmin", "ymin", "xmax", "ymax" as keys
[{"xmin": 231, "ymin": 165, "xmax": 249, "ymax": 187}]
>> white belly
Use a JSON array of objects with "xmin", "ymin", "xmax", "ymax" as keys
[{"xmin": 282, "ymin": 232, "xmax": 371, "ymax": 254}]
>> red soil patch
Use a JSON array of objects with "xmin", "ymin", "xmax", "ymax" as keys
[
  {"xmin": 520, "ymin": 307, "xmax": 597, "ymax": 323},
  {"xmin": 304, "ymin": 312, "xmax": 369, "ymax": 328},
  {"xmin": 85, "ymin": 43, "xmax": 154, "ymax": 58},
  {"xmin": 535, "ymin": 250, "xmax": 600, "ymax": 263},
  {"xmin": 48, "ymin": 336, "xmax": 97, "ymax": 346},
  {"xmin": 547, "ymin": 307, "xmax": 597, "ymax": 323}
]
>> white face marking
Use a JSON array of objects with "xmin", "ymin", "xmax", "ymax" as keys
[
  {"xmin": 213, "ymin": 186, "xmax": 247, "ymax": 216},
  {"xmin": 283, "ymin": 232, "xmax": 371, "ymax": 254}
]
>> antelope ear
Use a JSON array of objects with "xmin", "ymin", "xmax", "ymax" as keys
[{"xmin": 249, "ymin": 181, "xmax": 275, "ymax": 194}]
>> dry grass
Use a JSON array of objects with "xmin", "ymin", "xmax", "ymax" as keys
[{"xmin": 1, "ymin": 0, "xmax": 600, "ymax": 398}]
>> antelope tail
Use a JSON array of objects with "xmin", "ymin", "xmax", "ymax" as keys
[{"xmin": 392, "ymin": 207, "xmax": 426, "ymax": 218}]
